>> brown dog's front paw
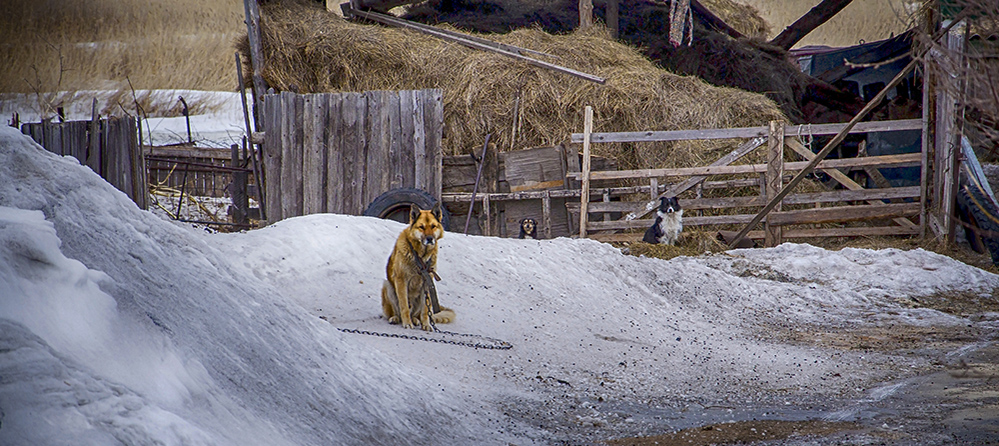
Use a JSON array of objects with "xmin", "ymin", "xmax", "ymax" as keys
[{"xmin": 387, "ymin": 316, "xmax": 400, "ymax": 324}]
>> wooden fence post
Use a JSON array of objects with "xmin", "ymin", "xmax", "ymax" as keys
[
  {"xmin": 579, "ymin": 106, "xmax": 593, "ymax": 238},
  {"xmin": 542, "ymin": 189, "xmax": 552, "ymax": 239},
  {"xmin": 765, "ymin": 120, "xmax": 785, "ymax": 247},
  {"xmin": 231, "ymin": 143, "xmax": 249, "ymax": 225}
]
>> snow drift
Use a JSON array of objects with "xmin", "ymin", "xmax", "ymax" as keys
[{"xmin": 1, "ymin": 124, "xmax": 996, "ymax": 445}]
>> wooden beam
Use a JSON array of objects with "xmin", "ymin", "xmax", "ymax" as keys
[
  {"xmin": 765, "ymin": 121, "xmax": 785, "ymax": 247},
  {"xmin": 568, "ymin": 152, "xmax": 921, "ymax": 181},
  {"xmin": 586, "ymin": 202, "xmax": 920, "ymax": 231},
  {"xmin": 579, "ymin": 0, "xmax": 593, "ymax": 28},
  {"xmin": 348, "ymin": 8, "xmax": 605, "ymax": 84},
  {"xmin": 571, "ymin": 186, "xmax": 921, "ymax": 213},
  {"xmin": 621, "ymin": 136, "xmax": 765, "ymax": 221},
  {"xmin": 785, "ymin": 137, "xmax": 917, "ymax": 230},
  {"xmin": 242, "ymin": 0, "xmax": 268, "ymax": 130},
  {"xmin": 569, "ymin": 119, "xmax": 922, "ymax": 144},
  {"xmin": 607, "ymin": 0, "xmax": 619, "ymax": 39},
  {"xmin": 579, "ymin": 106, "xmax": 593, "ymax": 237},
  {"xmin": 770, "ymin": 0, "xmax": 855, "ymax": 50},
  {"xmin": 588, "ymin": 225, "xmax": 919, "ymax": 243}
]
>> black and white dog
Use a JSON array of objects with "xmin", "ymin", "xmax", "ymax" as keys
[{"xmin": 642, "ymin": 196, "xmax": 683, "ymax": 245}]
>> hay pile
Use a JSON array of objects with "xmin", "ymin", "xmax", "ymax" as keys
[
  {"xmin": 699, "ymin": 0, "xmax": 770, "ymax": 39},
  {"xmin": 250, "ymin": 2, "xmax": 786, "ymax": 168}
]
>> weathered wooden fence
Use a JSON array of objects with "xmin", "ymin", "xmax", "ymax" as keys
[
  {"xmin": 22, "ymin": 117, "xmax": 147, "ymax": 210},
  {"xmin": 261, "ymin": 89, "xmax": 443, "ymax": 223},
  {"xmin": 570, "ymin": 112, "xmax": 925, "ymax": 246}
]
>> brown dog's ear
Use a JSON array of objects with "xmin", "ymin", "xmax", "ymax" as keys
[
  {"xmin": 409, "ymin": 204, "xmax": 421, "ymax": 224},
  {"xmin": 431, "ymin": 201, "xmax": 442, "ymax": 221}
]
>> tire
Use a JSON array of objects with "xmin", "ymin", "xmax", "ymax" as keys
[{"xmin": 363, "ymin": 188, "xmax": 451, "ymax": 231}]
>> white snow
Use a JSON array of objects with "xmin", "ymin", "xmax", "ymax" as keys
[{"xmin": 1, "ymin": 119, "xmax": 997, "ymax": 445}]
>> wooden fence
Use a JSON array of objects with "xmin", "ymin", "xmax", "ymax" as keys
[
  {"xmin": 261, "ymin": 89, "xmax": 443, "ymax": 223},
  {"xmin": 569, "ymin": 111, "xmax": 925, "ymax": 246},
  {"xmin": 22, "ymin": 117, "xmax": 147, "ymax": 210}
]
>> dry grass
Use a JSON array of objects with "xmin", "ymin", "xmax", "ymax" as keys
[
  {"xmin": 253, "ymin": 2, "xmax": 786, "ymax": 166},
  {"xmin": 700, "ymin": 0, "xmax": 771, "ymax": 39},
  {"xmin": 738, "ymin": 0, "xmax": 918, "ymax": 48},
  {"xmin": 0, "ymin": 0, "xmax": 244, "ymax": 96}
]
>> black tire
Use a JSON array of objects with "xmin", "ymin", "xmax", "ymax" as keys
[{"xmin": 363, "ymin": 188, "xmax": 451, "ymax": 230}]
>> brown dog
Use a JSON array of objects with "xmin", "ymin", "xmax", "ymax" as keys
[{"xmin": 381, "ymin": 203, "xmax": 455, "ymax": 330}]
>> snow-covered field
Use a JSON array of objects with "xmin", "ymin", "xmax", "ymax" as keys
[{"xmin": 2, "ymin": 101, "xmax": 999, "ymax": 444}]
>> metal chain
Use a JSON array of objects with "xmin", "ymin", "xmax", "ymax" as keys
[
  {"xmin": 337, "ymin": 326, "xmax": 512, "ymax": 350},
  {"xmin": 343, "ymin": 247, "xmax": 512, "ymax": 349}
]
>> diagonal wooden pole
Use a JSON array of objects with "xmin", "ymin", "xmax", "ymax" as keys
[
  {"xmin": 727, "ymin": 13, "xmax": 972, "ymax": 249},
  {"xmin": 727, "ymin": 58, "xmax": 917, "ymax": 248}
]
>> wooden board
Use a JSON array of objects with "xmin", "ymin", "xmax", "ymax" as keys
[
  {"xmin": 570, "ymin": 153, "xmax": 922, "ymax": 181},
  {"xmin": 262, "ymin": 89, "xmax": 443, "ymax": 223},
  {"xmin": 570, "ymin": 119, "xmax": 923, "ymax": 144}
]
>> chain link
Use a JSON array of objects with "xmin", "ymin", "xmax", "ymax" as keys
[{"xmin": 337, "ymin": 326, "xmax": 513, "ymax": 350}]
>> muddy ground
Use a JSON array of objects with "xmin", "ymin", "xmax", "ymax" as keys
[{"xmin": 504, "ymin": 288, "xmax": 999, "ymax": 445}]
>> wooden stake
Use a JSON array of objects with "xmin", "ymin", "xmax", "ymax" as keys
[
  {"xmin": 579, "ymin": 106, "xmax": 593, "ymax": 238},
  {"xmin": 764, "ymin": 121, "xmax": 784, "ymax": 247}
]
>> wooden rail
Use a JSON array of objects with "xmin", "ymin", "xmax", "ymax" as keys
[{"xmin": 574, "ymin": 111, "xmax": 924, "ymax": 246}]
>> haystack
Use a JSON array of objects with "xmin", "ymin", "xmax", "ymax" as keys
[{"xmin": 248, "ymin": 1, "xmax": 786, "ymax": 169}]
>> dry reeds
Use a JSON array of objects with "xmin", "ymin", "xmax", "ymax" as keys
[
  {"xmin": 253, "ymin": 2, "xmax": 786, "ymax": 168},
  {"xmin": 0, "ymin": 0, "xmax": 243, "ymax": 97}
]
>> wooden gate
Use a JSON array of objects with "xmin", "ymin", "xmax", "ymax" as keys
[
  {"xmin": 262, "ymin": 89, "xmax": 443, "ymax": 223},
  {"xmin": 571, "ymin": 109, "xmax": 925, "ymax": 246}
]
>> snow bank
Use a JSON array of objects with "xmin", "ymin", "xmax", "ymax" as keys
[
  {"xmin": 0, "ymin": 126, "xmax": 490, "ymax": 445},
  {"xmin": 2, "ymin": 122, "xmax": 997, "ymax": 445}
]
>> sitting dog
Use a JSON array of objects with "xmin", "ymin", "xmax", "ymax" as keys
[
  {"xmin": 381, "ymin": 203, "xmax": 455, "ymax": 330},
  {"xmin": 518, "ymin": 218, "xmax": 538, "ymax": 239},
  {"xmin": 642, "ymin": 196, "xmax": 683, "ymax": 245}
]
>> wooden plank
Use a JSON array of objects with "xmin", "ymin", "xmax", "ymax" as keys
[
  {"xmin": 579, "ymin": 106, "xmax": 593, "ymax": 237},
  {"xmin": 302, "ymin": 94, "xmax": 327, "ymax": 214},
  {"xmin": 411, "ymin": 89, "xmax": 427, "ymax": 192},
  {"xmin": 352, "ymin": 92, "xmax": 369, "ymax": 215},
  {"xmin": 785, "ymin": 138, "xmax": 918, "ymax": 230},
  {"xmin": 569, "ymin": 119, "xmax": 923, "ymax": 144},
  {"xmin": 340, "ymin": 92, "xmax": 360, "ymax": 214},
  {"xmin": 327, "ymin": 93, "xmax": 345, "ymax": 214},
  {"xmin": 243, "ymin": 0, "xmax": 268, "ymax": 131},
  {"xmin": 145, "ymin": 145, "xmax": 233, "ymax": 159},
  {"xmin": 587, "ymin": 201, "xmax": 920, "ymax": 232},
  {"xmin": 279, "ymin": 92, "xmax": 297, "ymax": 219},
  {"xmin": 365, "ymin": 90, "xmax": 390, "ymax": 208},
  {"xmin": 542, "ymin": 190, "xmax": 552, "ymax": 239},
  {"xmin": 348, "ymin": 9, "xmax": 605, "ymax": 84},
  {"xmin": 588, "ymin": 225, "xmax": 920, "ymax": 243},
  {"xmin": 426, "ymin": 89, "xmax": 444, "ymax": 201},
  {"xmin": 263, "ymin": 94, "xmax": 281, "ymax": 222},
  {"xmin": 503, "ymin": 146, "xmax": 567, "ymax": 192},
  {"xmin": 388, "ymin": 90, "xmax": 406, "ymax": 190},
  {"xmin": 570, "ymin": 152, "xmax": 922, "ymax": 181},
  {"xmin": 621, "ymin": 136, "xmax": 765, "ymax": 221},
  {"xmin": 767, "ymin": 202, "xmax": 921, "ymax": 226},
  {"xmin": 574, "ymin": 186, "xmax": 921, "ymax": 213},
  {"xmin": 765, "ymin": 121, "xmax": 784, "ymax": 247}
]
